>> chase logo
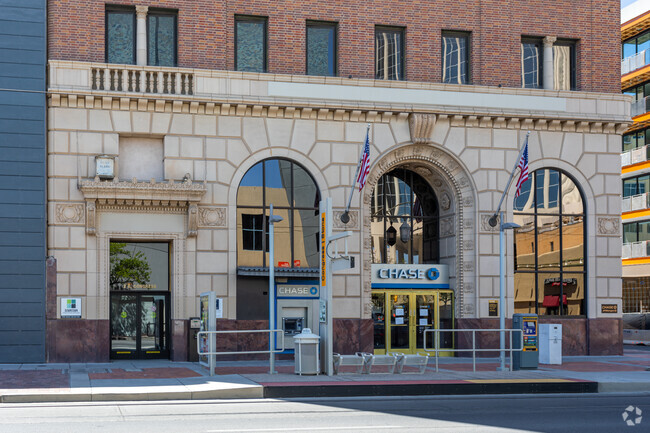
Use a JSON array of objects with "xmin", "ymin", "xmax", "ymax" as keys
[
  {"xmin": 310, "ymin": 286, "xmax": 318, "ymax": 295},
  {"xmin": 426, "ymin": 268, "xmax": 439, "ymax": 280}
]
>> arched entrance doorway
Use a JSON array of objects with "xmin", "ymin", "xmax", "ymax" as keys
[{"xmin": 369, "ymin": 167, "xmax": 454, "ymax": 355}]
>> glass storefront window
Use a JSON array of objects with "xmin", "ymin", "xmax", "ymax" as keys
[
  {"xmin": 110, "ymin": 242, "xmax": 169, "ymax": 291},
  {"xmin": 237, "ymin": 158, "xmax": 320, "ymax": 268},
  {"xmin": 513, "ymin": 169, "xmax": 585, "ymax": 316},
  {"xmin": 371, "ymin": 169, "xmax": 439, "ymax": 264}
]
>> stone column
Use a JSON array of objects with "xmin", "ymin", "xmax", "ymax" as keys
[
  {"xmin": 136, "ymin": 5, "xmax": 149, "ymax": 66},
  {"xmin": 543, "ymin": 36, "xmax": 556, "ymax": 90}
]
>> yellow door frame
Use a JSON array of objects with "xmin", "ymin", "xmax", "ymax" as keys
[{"xmin": 372, "ymin": 289, "xmax": 454, "ymax": 356}]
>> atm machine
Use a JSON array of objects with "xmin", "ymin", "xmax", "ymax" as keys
[{"xmin": 275, "ymin": 281, "xmax": 320, "ymax": 351}]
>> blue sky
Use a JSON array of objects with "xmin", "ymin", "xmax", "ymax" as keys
[{"xmin": 621, "ymin": 0, "xmax": 637, "ymax": 8}]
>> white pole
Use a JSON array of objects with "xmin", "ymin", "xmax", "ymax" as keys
[
  {"xmin": 269, "ymin": 204, "xmax": 276, "ymax": 374},
  {"xmin": 499, "ymin": 211, "xmax": 506, "ymax": 371}
]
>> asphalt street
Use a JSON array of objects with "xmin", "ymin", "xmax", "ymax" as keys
[{"xmin": 1, "ymin": 393, "xmax": 649, "ymax": 433}]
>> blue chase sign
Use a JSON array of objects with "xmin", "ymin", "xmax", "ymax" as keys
[{"xmin": 370, "ymin": 264, "xmax": 449, "ymax": 289}]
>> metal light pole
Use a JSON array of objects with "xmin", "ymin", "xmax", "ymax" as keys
[
  {"xmin": 497, "ymin": 211, "xmax": 520, "ymax": 371},
  {"xmin": 268, "ymin": 204, "xmax": 283, "ymax": 374}
]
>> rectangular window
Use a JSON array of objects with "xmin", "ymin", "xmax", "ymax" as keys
[
  {"xmin": 624, "ymin": 223, "xmax": 638, "ymax": 244},
  {"xmin": 242, "ymin": 214, "xmax": 268, "ymax": 251},
  {"xmin": 148, "ymin": 10, "xmax": 177, "ymax": 66},
  {"xmin": 623, "ymin": 30, "xmax": 650, "ymax": 58},
  {"xmin": 521, "ymin": 38, "xmax": 542, "ymax": 89},
  {"xmin": 106, "ymin": 7, "xmax": 136, "ymax": 64},
  {"xmin": 307, "ymin": 21, "xmax": 336, "ymax": 76},
  {"xmin": 442, "ymin": 31, "xmax": 470, "ymax": 84},
  {"xmin": 623, "ymin": 178, "xmax": 638, "ymax": 198},
  {"xmin": 553, "ymin": 40, "xmax": 576, "ymax": 90},
  {"xmin": 235, "ymin": 16, "xmax": 267, "ymax": 73},
  {"xmin": 375, "ymin": 26, "xmax": 404, "ymax": 80}
]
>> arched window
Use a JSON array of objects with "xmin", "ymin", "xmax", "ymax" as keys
[
  {"xmin": 236, "ymin": 158, "xmax": 320, "ymax": 269},
  {"xmin": 513, "ymin": 168, "xmax": 586, "ymax": 316},
  {"xmin": 370, "ymin": 168, "xmax": 439, "ymax": 264}
]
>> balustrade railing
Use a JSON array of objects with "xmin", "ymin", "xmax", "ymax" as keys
[
  {"xmin": 622, "ymin": 50, "xmax": 650, "ymax": 75},
  {"xmin": 622, "ymin": 145, "xmax": 650, "ymax": 167},
  {"xmin": 90, "ymin": 65, "xmax": 193, "ymax": 95},
  {"xmin": 623, "ymin": 240, "xmax": 650, "ymax": 259},
  {"xmin": 622, "ymin": 192, "xmax": 650, "ymax": 213},
  {"xmin": 631, "ymin": 96, "xmax": 650, "ymax": 117}
]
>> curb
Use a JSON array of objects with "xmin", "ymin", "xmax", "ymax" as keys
[{"xmin": 263, "ymin": 380, "xmax": 598, "ymax": 398}]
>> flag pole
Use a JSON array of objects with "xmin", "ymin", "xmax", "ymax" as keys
[
  {"xmin": 488, "ymin": 131, "xmax": 530, "ymax": 227},
  {"xmin": 341, "ymin": 124, "xmax": 371, "ymax": 224}
]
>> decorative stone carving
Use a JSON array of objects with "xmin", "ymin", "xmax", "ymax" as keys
[
  {"xmin": 199, "ymin": 207, "xmax": 227, "ymax": 227},
  {"xmin": 463, "ymin": 303, "xmax": 475, "ymax": 316},
  {"xmin": 333, "ymin": 210, "xmax": 358, "ymax": 229},
  {"xmin": 458, "ymin": 176, "xmax": 469, "ymax": 188},
  {"xmin": 79, "ymin": 179, "xmax": 207, "ymax": 236},
  {"xmin": 188, "ymin": 204, "xmax": 199, "ymax": 237},
  {"xmin": 55, "ymin": 204, "xmax": 85, "ymax": 224},
  {"xmin": 462, "ymin": 261, "xmax": 474, "ymax": 272},
  {"xmin": 440, "ymin": 217, "xmax": 454, "ymax": 237},
  {"xmin": 462, "ymin": 196, "xmax": 473, "ymax": 207},
  {"xmin": 463, "ymin": 218, "xmax": 473, "ymax": 230},
  {"xmin": 597, "ymin": 217, "xmax": 620, "ymax": 235},
  {"xmin": 464, "ymin": 282, "xmax": 475, "ymax": 294},
  {"xmin": 462, "ymin": 240, "xmax": 474, "ymax": 251},
  {"xmin": 480, "ymin": 213, "xmax": 499, "ymax": 232},
  {"xmin": 409, "ymin": 113, "xmax": 436, "ymax": 144},
  {"xmin": 440, "ymin": 192, "xmax": 451, "ymax": 211},
  {"xmin": 135, "ymin": 5, "xmax": 149, "ymax": 18}
]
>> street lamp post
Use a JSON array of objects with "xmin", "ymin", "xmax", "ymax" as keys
[
  {"xmin": 268, "ymin": 203, "xmax": 283, "ymax": 374},
  {"xmin": 497, "ymin": 211, "xmax": 520, "ymax": 371}
]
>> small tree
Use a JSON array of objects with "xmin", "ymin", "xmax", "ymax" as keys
[{"xmin": 110, "ymin": 243, "xmax": 151, "ymax": 289}]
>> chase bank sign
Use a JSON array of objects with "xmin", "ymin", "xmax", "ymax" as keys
[{"xmin": 371, "ymin": 264, "xmax": 449, "ymax": 289}]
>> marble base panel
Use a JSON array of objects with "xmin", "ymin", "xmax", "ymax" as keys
[
  {"xmin": 47, "ymin": 319, "xmax": 110, "ymax": 362},
  {"xmin": 171, "ymin": 319, "xmax": 188, "ymax": 362},
  {"xmin": 456, "ymin": 318, "xmax": 622, "ymax": 357},
  {"xmin": 333, "ymin": 319, "xmax": 373, "ymax": 354}
]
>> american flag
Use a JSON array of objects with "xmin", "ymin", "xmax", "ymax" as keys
[
  {"xmin": 514, "ymin": 137, "xmax": 529, "ymax": 198},
  {"xmin": 356, "ymin": 129, "xmax": 371, "ymax": 191}
]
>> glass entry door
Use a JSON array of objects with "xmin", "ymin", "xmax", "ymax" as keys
[
  {"xmin": 110, "ymin": 292, "xmax": 170, "ymax": 359},
  {"xmin": 372, "ymin": 290, "xmax": 454, "ymax": 356}
]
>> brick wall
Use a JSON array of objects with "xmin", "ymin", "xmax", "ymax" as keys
[{"xmin": 48, "ymin": 0, "xmax": 620, "ymax": 93}]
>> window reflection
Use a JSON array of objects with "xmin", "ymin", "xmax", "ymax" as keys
[
  {"xmin": 513, "ymin": 169, "xmax": 585, "ymax": 316},
  {"xmin": 237, "ymin": 159, "xmax": 320, "ymax": 268},
  {"xmin": 371, "ymin": 169, "xmax": 439, "ymax": 264}
]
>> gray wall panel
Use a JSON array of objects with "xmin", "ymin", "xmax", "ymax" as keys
[{"xmin": 0, "ymin": 0, "xmax": 46, "ymax": 363}]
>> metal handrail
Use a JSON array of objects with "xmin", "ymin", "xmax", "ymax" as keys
[
  {"xmin": 197, "ymin": 329, "xmax": 285, "ymax": 356},
  {"xmin": 423, "ymin": 328, "xmax": 524, "ymax": 372}
]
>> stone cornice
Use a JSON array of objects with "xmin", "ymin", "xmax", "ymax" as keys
[
  {"xmin": 48, "ymin": 92, "xmax": 631, "ymax": 135},
  {"xmin": 79, "ymin": 178, "xmax": 207, "ymax": 237},
  {"xmin": 47, "ymin": 60, "xmax": 632, "ymax": 134}
]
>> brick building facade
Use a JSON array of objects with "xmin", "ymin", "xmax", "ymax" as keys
[{"xmin": 45, "ymin": 0, "xmax": 628, "ymax": 363}]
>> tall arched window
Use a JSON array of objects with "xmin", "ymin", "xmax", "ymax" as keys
[
  {"xmin": 236, "ymin": 158, "xmax": 320, "ymax": 269},
  {"xmin": 513, "ymin": 168, "xmax": 586, "ymax": 316},
  {"xmin": 370, "ymin": 168, "xmax": 439, "ymax": 264}
]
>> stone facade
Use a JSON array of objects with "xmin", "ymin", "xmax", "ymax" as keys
[
  {"xmin": 45, "ymin": 0, "xmax": 628, "ymax": 360},
  {"xmin": 46, "ymin": 61, "xmax": 629, "ymax": 359}
]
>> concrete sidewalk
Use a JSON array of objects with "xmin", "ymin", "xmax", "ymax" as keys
[{"xmin": 1, "ymin": 347, "xmax": 649, "ymax": 403}]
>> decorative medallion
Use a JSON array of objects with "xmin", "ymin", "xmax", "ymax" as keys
[
  {"xmin": 480, "ymin": 214, "xmax": 499, "ymax": 232},
  {"xmin": 597, "ymin": 217, "xmax": 620, "ymax": 236},
  {"xmin": 199, "ymin": 207, "xmax": 227, "ymax": 227},
  {"xmin": 333, "ymin": 210, "xmax": 358, "ymax": 229},
  {"xmin": 55, "ymin": 204, "xmax": 85, "ymax": 224},
  {"xmin": 440, "ymin": 192, "xmax": 451, "ymax": 211},
  {"xmin": 462, "ymin": 240, "xmax": 474, "ymax": 251},
  {"xmin": 463, "ymin": 218, "xmax": 473, "ymax": 230},
  {"xmin": 440, "ymin": 217, "xmax": 454, "ymax": 237},
  {"xmin": 462, "ymin": 196, "xmax": 473, "ymax": 207}
]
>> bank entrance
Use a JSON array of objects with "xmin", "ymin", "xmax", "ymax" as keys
[
  {"xmin": 109, "ymin": 241, "xmax": 171, "ymax": 359},
  {"xmin": 372, "ymin": 289, "xmax": 454, "ymax": 356}
]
